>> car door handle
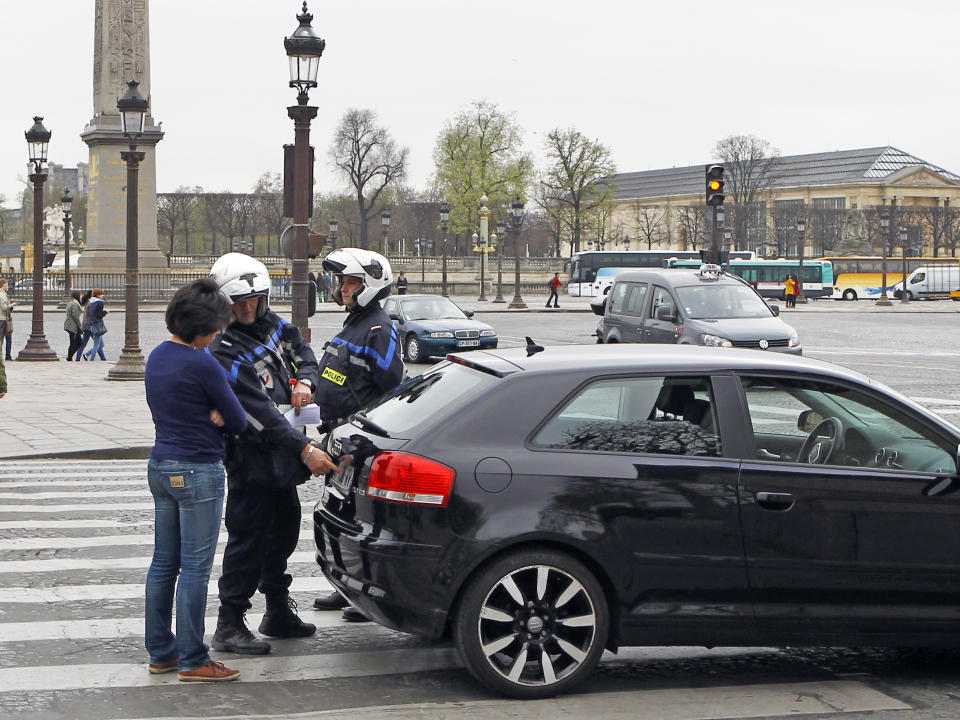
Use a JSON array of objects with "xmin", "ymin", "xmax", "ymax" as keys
[{"xmin": 756, "ymin": 491, "xmax": 794, "ymax": 511}]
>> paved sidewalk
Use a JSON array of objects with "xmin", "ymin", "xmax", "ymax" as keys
[{"xmin": 2, "ymin": 293, "xmax": 958, "ymax": 460}]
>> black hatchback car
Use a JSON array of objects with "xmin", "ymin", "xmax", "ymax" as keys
[{"xmin": 314, "ymin": 344, "xmax": 960, "ymax": 699}]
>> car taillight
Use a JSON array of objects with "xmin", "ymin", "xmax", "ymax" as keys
[{"xmin": 365, "ymin": 452, "xmax": 456, "ymax": 507}]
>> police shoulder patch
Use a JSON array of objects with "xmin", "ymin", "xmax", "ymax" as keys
[{"xmin": 370, "ymin": 324, "xmax": 382, "ymax": 331}]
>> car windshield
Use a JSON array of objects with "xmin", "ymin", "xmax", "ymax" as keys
[
  {"xmin": 401, "ymin": 297, "xmax": 466, "ymax": 321},
  {"xmin": 675, "ymin": 284, "xmax": 772, "ymax": 319}
]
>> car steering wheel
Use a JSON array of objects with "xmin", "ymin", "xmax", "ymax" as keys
[{"xmin": 797, "ymin": 417, "xmax": 844, "ymax": 465}]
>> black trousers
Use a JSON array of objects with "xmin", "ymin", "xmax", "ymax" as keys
[
  {"xmin": 547, "ymin": 288, "xmax": 559, "ymax": 306},
  {"xmin": 66, "ymin": 330, "xmax": 82, "ymax": 360},
  {"xmin": 217, "ymin": 482, "xmax": 302, "ymax": 612}
]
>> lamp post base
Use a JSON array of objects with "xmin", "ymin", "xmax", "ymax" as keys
[
  {"xmin": 493, "ymin": 294, "xmax": 506, "ymax": 303},
  {"xmin": 17, "ymin": 334, "xmax": 58, "ymax": 361},
  {"xmin": 107, "ymin": 346, "xmax": 146, "ymax": 381},
  {"xmin": 508, "ymin": 297, "xmax": 527, "ymax": 309},
  {"xmin": 875, "ymin": 298, "xmax": 893, "ymax": 307}
]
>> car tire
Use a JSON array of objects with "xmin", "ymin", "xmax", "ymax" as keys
[
  {"xmin": 405, "ymin": 334, "xmax": 424, "ymax": 363},
  {"xmin": 453, "ymin": 548, "xmax": 609, "ymax": 699},
  {"xmin": 842, "ymin": 289, "xmax": 857, "ymax": 301}
]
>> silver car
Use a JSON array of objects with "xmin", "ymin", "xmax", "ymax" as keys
[{"xmin": 593, "ymin": 266, "xmax": 801, "ymax": 354}]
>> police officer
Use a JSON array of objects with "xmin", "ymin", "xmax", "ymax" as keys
[
  {"xmin": 311, "ymin": 248, "xmax": 404, "ymax": 619},
  {"xmin": 208, "ymin": 253, "xmax": 337, "ymax": 655}
]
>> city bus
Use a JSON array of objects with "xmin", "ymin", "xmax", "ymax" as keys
[
  {"xmin": 665, "ymin": 258, "xmax": 835, "ymax": 300},
  {"xmin": 819, "ymin": 255, "xmax": 960, "ymax": 300},
  {"xmin": 566, "ymin": 250, "xmax": 756, "ymax": 296}
]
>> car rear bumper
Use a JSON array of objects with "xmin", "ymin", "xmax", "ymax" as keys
[{"xmin": 314, "ymin": 505, "xmax": 450, "ymax": 638}]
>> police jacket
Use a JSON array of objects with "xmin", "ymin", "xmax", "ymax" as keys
[
  {"xmin": 209, "ymin": 310, "xmax": 320, "ymax": 489},
  {"xmin": 315, "ymin": 302, "xmax": 404, "ymax": 424}
]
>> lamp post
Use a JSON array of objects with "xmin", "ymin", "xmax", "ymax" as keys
[
  {"xmin": 327, "ymin": 216, "xmax": 337, "ymax": 250},
  {"xmin": 285, "ymin": 1, "xmax": 325, "ymax": 343},
  {"xmin": 18, "ymin": 116, "xmax": 57, "ymax": 361},
  {"xmin": 624, "ymin": 235, "xmax": 631, "ymax": 251},
  {"xmin": 107, "ymin": 80, "xmax": 149, "ymax": 380},
  {"xmin": 61, "ymin": 187, "xmax": 73, "ymax": 299},
  {"xmin": 440, "ymin": 201, "xmax": 449, "ymax": 297},
  {"xmin": 899, "ymin": 226, "xmax": 910, "ymax": 303},
  {"xmin": 381, "ymin": 208, "xmax": 391, "ymax": 255},
  {"xmin": 877, "ymin": 206, "xmax": 892, "ymax": 306},
  {"xmin": 493, "ymin": 218, "xmax": 507, "ymax": 303},
  {"xmin": 477, "ymin": 195, "xmax": 489, "ymax": 301},
  {"xmin": 508, "ymin": 197, "xmax": 527, "ymax": 309},
  {"xmin": 795, "ymin": 215, "xmax": 807, "ymax": 303}
]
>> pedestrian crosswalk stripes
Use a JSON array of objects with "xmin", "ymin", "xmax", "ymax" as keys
[
  {"xmin": 0, "ymin": 550, "xmax": 317, "ymax": 574},
  {"xmin": 1, "ymin": 490, "xmax": 150, "ymax": 499},
  {"xmin": 0, "ymin": 532, "xmax": 229, "ymax": 551},
  {"xmin": 0, "ymin": 501, "xmax": 156, "ymax": 513}
]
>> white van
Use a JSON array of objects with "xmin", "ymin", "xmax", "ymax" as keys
[{"xmin": 899, "ymin": 265, "xmax": 960, "ymax": 300}]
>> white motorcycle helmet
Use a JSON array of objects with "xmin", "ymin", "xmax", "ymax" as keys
[
  {"xmin": 322, "ymin": 248, "xmax": 393, "ymax": 308},
  {"xmin": 209, "ymin": 252, "xmax": 271, "ymax": 318}
]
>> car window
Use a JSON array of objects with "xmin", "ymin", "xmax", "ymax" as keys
[
  {"xmin": 649, "ymin": 286, "xmax": 673, "ymax": 319},
  {"xmin": 401, "ymin": 297, "xmax": 466, "ymax": 321},
  {"xmin": 607, "ymin": 282, "xmax": 630, "ymax": 315},
  {"xmin": 383, "ymin": 299, "xmax": 398, "ymax": 316},
  {"xmin": 675, "ymin": 284, "xmax": 772, "ymax": 319},
  {"xmin": 740, "ymin": 375, "xmax": 956, "ymax": 472},
  {"xmin": 623, "ymin": 283, "xmax": 648, "ymax": 315},
  {"xmin": 532, "ymin": 376, "xmax": 721, "ymax": 457}
]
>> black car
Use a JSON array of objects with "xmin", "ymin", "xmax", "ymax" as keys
[{"xmin": 314, "ymin": 344, "xmax": 960, "ymax": 699}]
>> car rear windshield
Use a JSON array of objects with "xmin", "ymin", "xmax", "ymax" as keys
[
  {"xmin": 364, "ymin": 360, "xmax": 495, "ymax": 434},
  {"xmin": 675, "ymin": 284, "xmax": 772, "ymax": 319}
]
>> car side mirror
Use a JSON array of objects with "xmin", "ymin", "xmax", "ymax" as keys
[
  {"xmin": 797, "ymin": 409, "xmax": 822, "ymax": 433},
  {"xmin": 465, "ymin": 310, "xmax": 475, "ymax": 318},
  {"xmin": 591, "ymin": 297, "xmax": 607, "ymax": 316},
  {"xmin": 768, "ymin": 304, "xmax": 781, "ymax": 316},
  {"xmin": 656, "ymin": 304, "xmax": 676, "ymax": 322},
  {"xmin": 388, "ymin": 313, "xmax": 401, "ymax": 321}
]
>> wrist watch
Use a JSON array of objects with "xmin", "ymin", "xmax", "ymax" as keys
[{"xmin": 298, "ymin": 378, "xmax": 314, "ymax": 390}]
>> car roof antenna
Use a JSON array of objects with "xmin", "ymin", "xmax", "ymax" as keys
[{"xmin": 525, "ymin": 336, "xmax": 544, "ymax": 357}]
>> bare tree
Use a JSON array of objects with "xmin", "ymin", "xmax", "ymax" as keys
[
  {"xmin": 157, "ymin": 187, "xmax": 200, "ymax": 255},
  {"xmin": 253, "ymin": 173, "xmax": 286, "ymax": 256},
  {"xmin": 539, "ymin": 128, "xmax": 615, "ymax": 254},
  {"xmin": 714, "ymin": 134, "xmax": 780, "ymax": 250},
  {"xmin": 330, "ymin": 108, "xmax": 408, "ymax": 249},
  {"xmin": 676, "ymin": 206, "xmax": 706, "ymax": 251},
  {"xmin": 631, "ymin": 203, "xmax": 665, "ymax": 250},
  {"xmin": 204, "ymin": 193, "xmax": 243, "ymax": 253},
  {"xmin": 917, "ymin": 202, "xmax": 958, "ymax": 257}
]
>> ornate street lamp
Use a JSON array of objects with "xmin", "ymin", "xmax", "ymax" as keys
[
  {"xmin": 493, "ymin": 218, "xmax": 507, "ymax": 303},
  {"xmin": 899, "ymin": 226, "xmax": 910, "ymax": 303},
  {"xmin": 877, "ymin": 206, "xmax": 892, "ymax": 306},
  {"xmin": 439, "ymin": 201, "xmax": 450, "ymax": 297},
  {"xmin": 58, "ymin": 187, "xmax": 73, "ymax": 308},
  {"xmin": 477, "ymin": 195, "xmax": 489, "ymax": 301},
  {"xmin": 623, "ymin": 235, "xmax": 631, "ymax": 251},
  {"xmin": 381, "ymin": 208, "xmax": 391, "ymax": 255},
  {"xmin": 107, "ymin": 80, "xmax": 150, "ymax": 379},
  {"xmin": 285, "ymin": 1, "xmax": 325, "ymax": 342},
  {"xmin": 508, "ymin": 197, "xmax": 527, "ymax": 309},
  {"xmin": 18, "ymin": 117, "xmax": 57, "ymax": 360},
  {"xmin": 795, "ymin": 215, "xmax": 807, "ymax": 302},
  {"xmin": 327, "ymin": 216, "xmax": 337, "ymax": 250}
]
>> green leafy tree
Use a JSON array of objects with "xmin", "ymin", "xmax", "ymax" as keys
[{"xmin": 432, "ymin": 100, "xmax": 533, "ymax": 237}]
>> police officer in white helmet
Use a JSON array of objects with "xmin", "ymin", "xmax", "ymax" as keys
[
  {"xmin": 207, "ymin": 252, "xmax": 337, "ymax": 655},
  {"xmin": 311, "ymin": 248, "xmax": 405, "ymax": 620}
]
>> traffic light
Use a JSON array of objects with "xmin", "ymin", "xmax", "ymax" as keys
[
  {"xmin": 42, "ymin": 252, "xmax": 56, "ymax": 268},
  {"xmin": 705, "ymin": 164, "xmax": 725, "ymax": 206}
]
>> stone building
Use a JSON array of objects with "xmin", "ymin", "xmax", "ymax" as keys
[{"xmin": 610, "ymin": 147, "xmax": 960, "ymax": 257}]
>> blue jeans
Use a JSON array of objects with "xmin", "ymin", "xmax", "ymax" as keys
[
  {"xmin": 85, "ymin": 333, "xmax": 105, "ymax": 360},
  {"xmin": 145, "ymin": 459, "xmax": 225, "ymax": 671}
]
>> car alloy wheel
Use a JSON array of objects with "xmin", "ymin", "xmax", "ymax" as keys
[
  {"xmin": 454, "ymin": 549, "xmax": 608, "ymax": 699},
  {"xmin": 405, "ymin": 334, "xmax": 423, "ymax": 363}
]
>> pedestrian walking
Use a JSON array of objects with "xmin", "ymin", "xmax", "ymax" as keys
[
  {"xmin": 311, "ymin": 248, "xmax": 404, "ymax": 621},
  {"xmin": 546, "ymin": 272, "xmax": 563, "ymax": 308},
  {"xmin": 784, "ymin": 275, "xmax": 797, "ymax": 308},
  {"xmin": 207, "ymin": 253, "xmax": 337, "ymax": 656},
  {"xmin": 144, "ymin": 279, "xmax": 246, "ymax": 683},
  {"xmin": 396, "ymin": 272, "xmax": 408, "ymax": 295},
  {"xmin": 63, "ymin": 290, "xmax": 83, "ymax": 361},
  {"xmin": 0, "ymin": 349, "xmax": 6, "ymax": 399},
  {"xmin": 83, "ymin": 289, "xmax": 109, "ymax": 360},
  {"xmin": 0, "ymin": 279, "xmax": 14, "ymax": 360}
]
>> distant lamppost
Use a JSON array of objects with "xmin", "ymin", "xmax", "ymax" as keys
[
  {"xmin": 493, "ymin": 218, "xmax": 507, "ymax": 303},
  {"xmin": 477, "ymin": 195, "xmax": 489, "ymax": 301},
  {"xmin": 381, "ymin": 208, "xmax": 391, "ymax": 254},
  {"xmin": 724, "ymin": 230, "xmax": 732, "ymax": 252},
  {"xmin": 107, "ymin": 79, "xmax": 149, "ymax": 380},
  {"xmin": 18, "ymin": 116, "xmax": 57, "ymax": 361},
  {"xmin": 285, "ymin": 1, "xmax": 325, "ymax": 342},
  {"xmin": 439, "ymin": 201, "xmax": 450, "ymax": 297},
  {"xmin": 623, "ymin": 235, "xmax": 631, "ymax": 251},
  {"xmin": 327, "ymin": 216, "xmax": 337, "ymax": 250},
  {"xmin": 61, "ymin": 187, "xmax": 73, "ymax": 298},
  {"xmin": 508, "ymin": 197, "xmax": 527, "ymax": 309},
  {"xmin": 795, "ymin": 215, "xmax": 807, "ymax": 303},
  {"xmin": 899, "ymin": 226, "xmax": 910, "ymax": 303},
  {"xmin": 877, "ymin": 206, "xmax": 892, "ymax": 306}
]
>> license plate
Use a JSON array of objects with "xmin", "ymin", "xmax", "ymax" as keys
[
  {"xmin": 457, "ymin": 340, "xmax": 480, "ymax": 347},
  {"xmin": 332, "ymin": 464, "xmax": 354, "ymax": 494}
]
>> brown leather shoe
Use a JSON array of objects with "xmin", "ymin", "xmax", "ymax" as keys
[
  {"xmin": 178, "ymin": 660, "xmax": 240, "ymax": 682},
  {"xmin": 148, "ymin": 659, "xmax": 178, "ymax": 674}
]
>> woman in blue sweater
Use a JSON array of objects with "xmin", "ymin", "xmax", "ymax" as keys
[{"xmin": 144, "ymin": 279, "xmax": 246, "ymax": 683}]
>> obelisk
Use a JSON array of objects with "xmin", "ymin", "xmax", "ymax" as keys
[{"xmin": 79, "ymin": 0, "xmax": 166, "ymax": 270}]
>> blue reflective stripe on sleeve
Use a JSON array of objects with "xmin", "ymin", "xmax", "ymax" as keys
[
  {"xmin": 331, "ymin": 332, "xmax": 397, "ymax": 371},
  {"xmin": 228, "ymin": 360, "xmax": 242, "ymax": 385}
]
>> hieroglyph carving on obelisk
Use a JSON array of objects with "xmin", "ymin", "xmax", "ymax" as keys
[{"xmin": 80, "ymin": 0, "xmax": 166, "ymax": 270}]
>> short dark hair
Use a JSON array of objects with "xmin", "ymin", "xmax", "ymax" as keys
[
  {"xmin": 70, "ymin": 290, "xmax": 81, "ymax": 301},
  {"xmin": 165, "ymin": 278, "xmax": 232, "ymax": 343}
]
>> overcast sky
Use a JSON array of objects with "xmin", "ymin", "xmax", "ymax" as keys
[{"xmin": 2, "ymin": 0, "xmax": 959, "ymax": 208}]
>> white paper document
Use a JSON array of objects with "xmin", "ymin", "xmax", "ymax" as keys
[{"xmin": 282, "ymin": 403, "xmax": 324, "ymax": 427}]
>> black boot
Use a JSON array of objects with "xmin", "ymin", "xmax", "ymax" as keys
[
  {"xmin": 313, "ymin": 591, "xmax": 348, "ymax": 610},
  {"xmin": 258, "ymin": 596, "xmax": 316, "ymax": 638},
  {"xmin": 212, "ymin": 606, "xmax": 271, "ymax": 655}
]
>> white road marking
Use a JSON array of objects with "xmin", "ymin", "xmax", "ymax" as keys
[
  {"xmin": 0, "ymin": 550, "xmax": 316, "ymax": 574},
  {"xmin": 0, "ymin": 490, "xmax": 150, "ymax": 500},
  {"xmin": 0, "ymin": 512, "xmax": 315, "ymax": 529},
  {"xmin": 0, "ymin": 502, "xmax": 154, "ymax": 513},
  {"xmin": 0, "ymin": 532, "xmax": 228, "ymax": 550},
  {"xmin": 0, "ymin": 479, "xmax": 144, "ymax": 487},
  {"xmin": 0, "ymin": 471, "xmax": 147, "ymax": 480}
]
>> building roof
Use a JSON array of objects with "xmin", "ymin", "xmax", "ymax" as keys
[{"xmin": 614, "ymin": 147, "xmax": 960, "ymax": 201}]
